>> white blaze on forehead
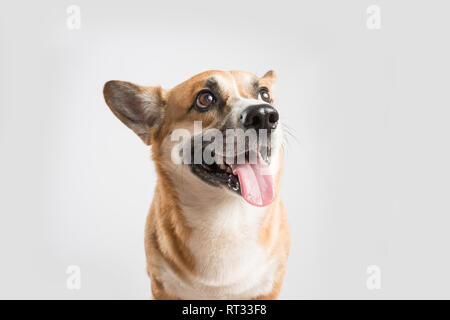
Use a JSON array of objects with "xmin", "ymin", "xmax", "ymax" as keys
[
  {"xmin": 228, "ymin": 72, "xmax": 243, "ymax": 99},
  {"xmin": 227, "ymin": 72, "xmax": 261, "ymax": 113}
]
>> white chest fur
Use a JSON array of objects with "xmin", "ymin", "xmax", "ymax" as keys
[{"xmin": 160, "ymin": 194, "xmax": 277, "ymax": 299}]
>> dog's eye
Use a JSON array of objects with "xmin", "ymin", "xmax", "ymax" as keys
[
  {"xmin": 258, "ymin": 88, "xmax": 271, "ymax": 103},
  {"xmin": 195, "ymin": 91, "xmax": 215, "ymax": 111}
]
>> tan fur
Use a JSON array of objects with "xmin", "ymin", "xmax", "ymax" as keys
[{"xmin": 104, "ymin": 70, "xmax": 290, "ymax": 299}]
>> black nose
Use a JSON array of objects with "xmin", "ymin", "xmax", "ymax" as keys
[{"xmin": 240, "ymin": 104, "xmax": 279, "ymax": 130}]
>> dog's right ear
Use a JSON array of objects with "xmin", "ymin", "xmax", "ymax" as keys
[{"xmin": 103, "ymin": 81, "xmax": 165, "ymax": 145}]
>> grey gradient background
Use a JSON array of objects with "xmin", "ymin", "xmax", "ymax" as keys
[{"xmin": 1, "ymin": 0, "xmax": 450, "ymax": 299}]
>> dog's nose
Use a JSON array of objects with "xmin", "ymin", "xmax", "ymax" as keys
[{"xmin": 240, "ymin": 104, "xmax": 279, "ymax": 130}]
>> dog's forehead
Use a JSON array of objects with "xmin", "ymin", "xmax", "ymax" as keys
[{"xmin": 174, "ymin": 70, "xmax": 259, "ymax": 98}]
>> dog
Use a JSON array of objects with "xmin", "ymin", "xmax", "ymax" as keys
[{"xmin": 103, "ymin": 70, "xmax": 290, "ymax": 299}]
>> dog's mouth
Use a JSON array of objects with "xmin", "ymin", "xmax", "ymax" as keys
[{"xmin": 189, "ymin": 149, "xmax": 276, "ymax": 207}]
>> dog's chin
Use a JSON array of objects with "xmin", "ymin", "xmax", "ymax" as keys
[{"xmin": 188, "ymin": 149, "xmax": 271, "ymax": 197}]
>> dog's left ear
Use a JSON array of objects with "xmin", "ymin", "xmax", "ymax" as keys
[
  {"xmin": 261, "ymin": 70, "xmax": 277, "ymax": 86},
  {"xmin": 103, "ymin": 80, "xmax": 165, "ymax": 145}
]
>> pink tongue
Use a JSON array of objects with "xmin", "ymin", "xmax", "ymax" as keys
[{"xmin": 230, "ymin": 154, "xmax": 276, "ymax": 207}]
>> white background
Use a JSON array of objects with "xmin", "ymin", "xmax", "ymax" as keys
[{"xmin": 1, "ymin": 0, "xmax": 450, "ymax": 299}]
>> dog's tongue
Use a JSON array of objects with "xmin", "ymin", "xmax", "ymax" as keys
[{"xmin": 230, "ymin": 154, "xmax": 276, "ymax": 207}]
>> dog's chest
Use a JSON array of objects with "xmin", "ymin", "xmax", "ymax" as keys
[{"xmin": 161, "ymin": 200, "xmax": 277, "ymax": 299}]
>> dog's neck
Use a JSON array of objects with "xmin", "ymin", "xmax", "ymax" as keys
[
  {"xmin": 151, "ymin": 141, "xmax": 282, "ymax": 231},
  {"xmin": 152, "ymin": 158, "xmax": 267, "ymax": 232}
]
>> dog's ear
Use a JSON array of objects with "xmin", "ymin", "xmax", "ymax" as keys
[
  {"xmin": 103, "ymin": 81, "xmax": 165, "ymax": 145},
  {"xmin": 261, "ymin": 70, "xmax": 276, "ymax": 85}
]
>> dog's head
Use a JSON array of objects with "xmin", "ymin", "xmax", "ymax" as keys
[{"xmin": 103, "ymin": 70, "xmax": 282, "ymax": 207}]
